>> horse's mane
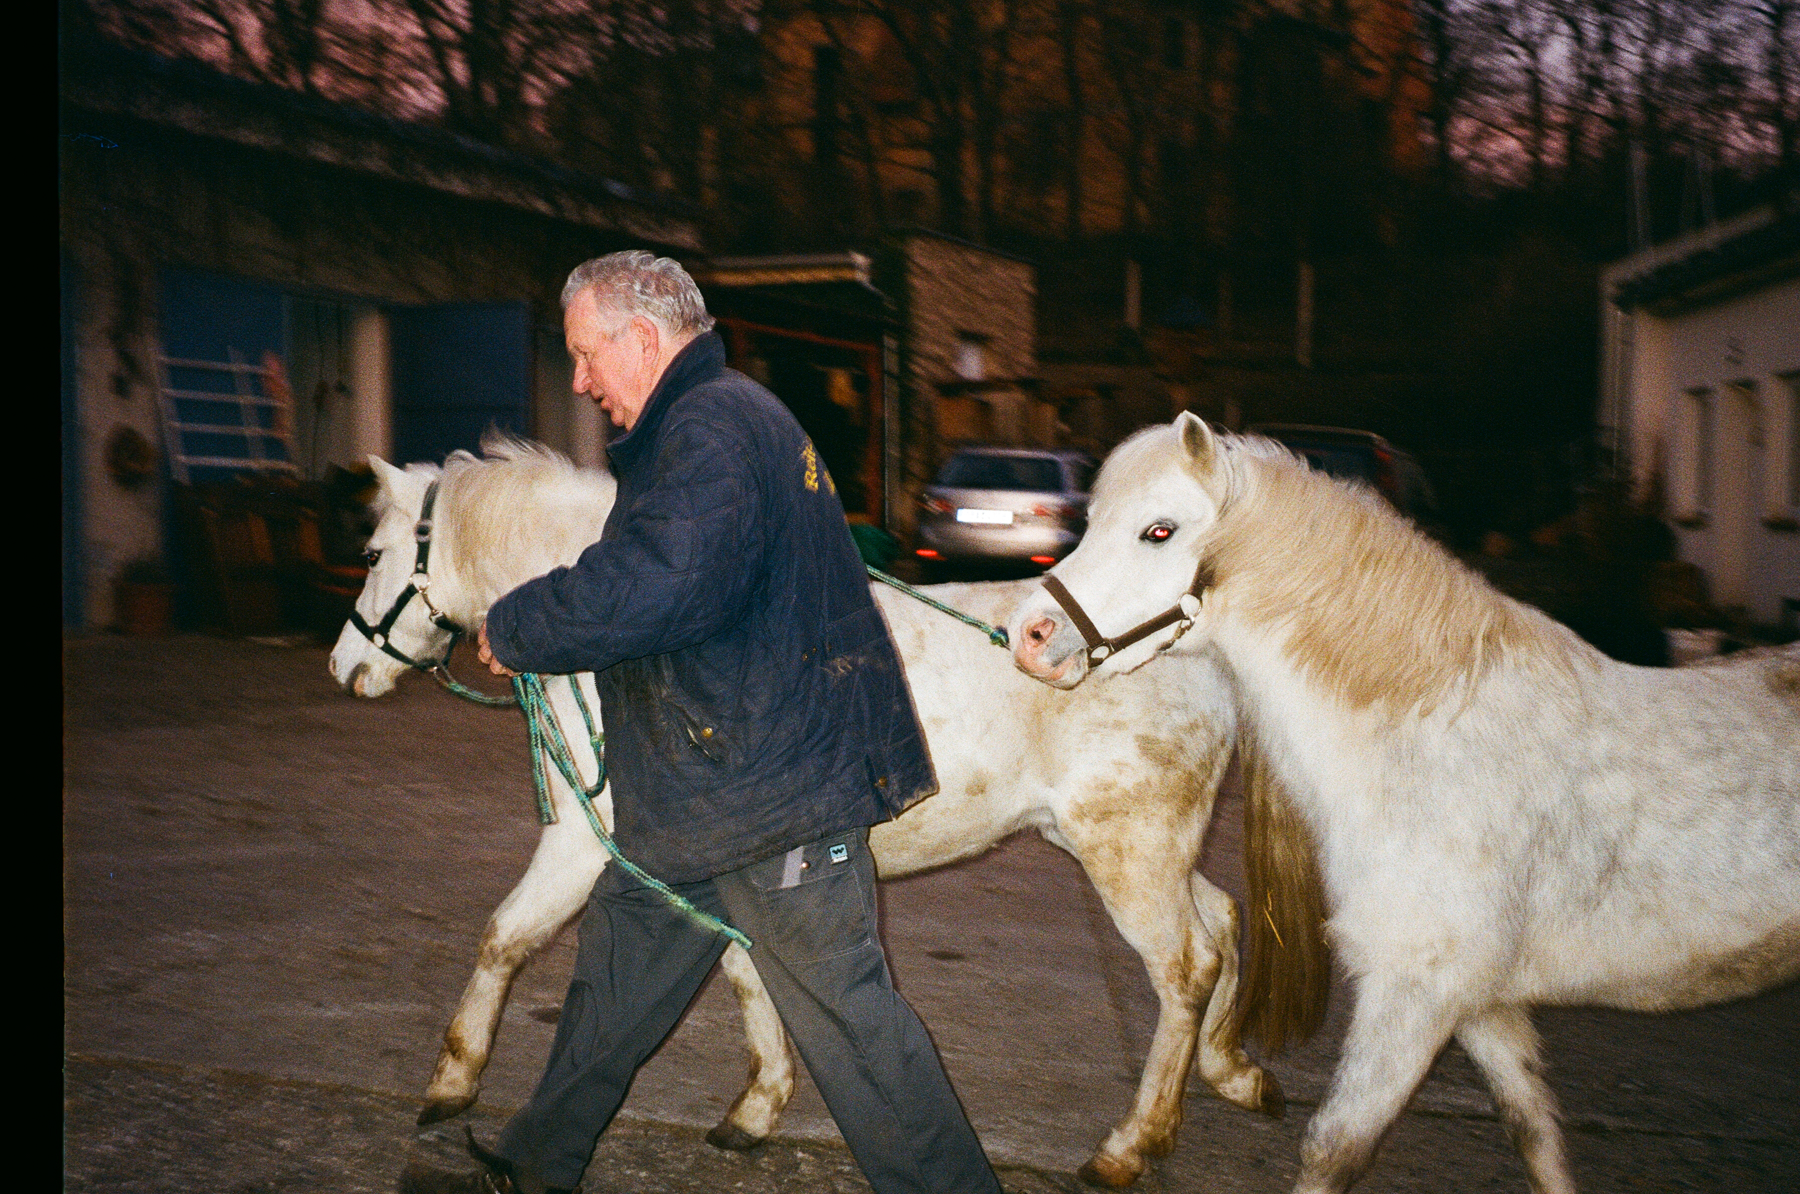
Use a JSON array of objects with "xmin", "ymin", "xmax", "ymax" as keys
[
  {"xmin": 1203, "ymin": 433, "xmax": 1582, "ymax": 717},
  {"xmin": 435, "ymin": 431, "xmax": 616, "ymax": 605}
]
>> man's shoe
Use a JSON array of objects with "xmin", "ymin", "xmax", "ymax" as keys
[
  {"xmin": 396, "ymin": 1129, "xmax": 581, "ymax": 1194},
  {"xmin": 461, "ymin": 1129, "xmax": 522, "ymax": 1192},
  {"xmin": 396, "ymin": 1128, "xmax": 519, "ymax": 1194},
  {"xmin": 395, "ymin": 1160, "xmax": 511, "ymax": 1194}
]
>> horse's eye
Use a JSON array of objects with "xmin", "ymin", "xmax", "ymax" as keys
[
  {"xmin": 363, "ymin": 547, "xmax": 382, "ymax": 567},
  {"xmin": 1141, "ymin": 522, "xmax": 1176, "ymax": 543}
]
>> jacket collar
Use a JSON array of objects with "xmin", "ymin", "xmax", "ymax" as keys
[{"xmin": 606, "ymin": 332, "xmax": 726, "ymax": 472}]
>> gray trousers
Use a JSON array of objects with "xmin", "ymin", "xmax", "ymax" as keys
[{"xmin": 494, "ymin": 827, "xmax": 1002, "ymax": 1194}]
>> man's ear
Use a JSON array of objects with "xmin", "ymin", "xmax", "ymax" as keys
[{"xmin": 632, "ymin": 315, "xmax": 661, "ymax": 363}]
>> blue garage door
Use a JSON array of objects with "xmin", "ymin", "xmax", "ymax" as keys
[{"xmin": 390, "ymin": 302, "xmax": 532, "ymax": 466}]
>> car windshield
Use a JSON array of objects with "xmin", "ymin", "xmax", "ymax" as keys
[{"xmin": 936, "ymin": 454, "xmax": 1063, "ymax": 491}]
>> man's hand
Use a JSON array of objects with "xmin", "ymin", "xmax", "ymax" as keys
[{"xmin": 477, "ymin": 622, "xmax": 519, "ymax": 677}]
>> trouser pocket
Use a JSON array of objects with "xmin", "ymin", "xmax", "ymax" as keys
[{"xmin": 728, "ymin": 829, "xmax": 873, "ymax": 963}]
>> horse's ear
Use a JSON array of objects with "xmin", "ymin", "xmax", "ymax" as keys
[
  {"xmin": 1175, "ymin": 411, "xmax": 1219, "ymax": 476},
  {"xmin": 369, "ymin": 457, "xmax": 408, "ymax": 497}
]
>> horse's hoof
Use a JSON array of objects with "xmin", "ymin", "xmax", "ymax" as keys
[
  {"xmin": 1257, "ymin": 1072, "xmax": 1287, "ymax": 1119},
  {"xmin": 704, "ymin": 1122, "xmax": 765, "ymax": 1151},
  {"xmin": 417, "ymin": 1096, "xmax": 476, "ymax": 1126},
  {"xmin": 1077, "ymin": 1152, "xmax": 1143, "ymax": 1188}
]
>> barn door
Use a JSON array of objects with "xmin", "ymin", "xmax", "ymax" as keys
[
  {"xmin": 155, "ymin": 269, "xmax": 302, "ymax": 633},
  {"xmin": 389, "ymin": 302, "xmax": 532, "ymax": 466},
  {"xmin": 157, "ymin": 269, "xmax": 295, "ymax": 484}
]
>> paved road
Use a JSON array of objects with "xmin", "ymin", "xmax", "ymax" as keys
[{"xmin": 64, "ymin": 633, "xmax": 1800, "ymax": 1192}]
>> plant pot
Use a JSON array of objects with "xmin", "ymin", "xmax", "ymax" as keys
[{"xmin": 116, "ymin": 581, "xmax": 176, "ymax": 636}]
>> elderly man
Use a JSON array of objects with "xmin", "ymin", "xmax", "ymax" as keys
[{"xmin": 406, "ymin": 252, "xmax": 1002, "ymax": 1194}]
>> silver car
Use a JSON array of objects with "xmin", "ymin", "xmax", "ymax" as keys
[{"xmin": 913, "ymin": 447, "xmax": 1095, "ymax": 571}]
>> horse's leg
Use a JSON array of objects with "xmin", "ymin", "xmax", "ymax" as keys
[
  {"xmin": 1293, "ymin": 976, "xmax": 1457, "ymax": 1194},
  {"xmin": 419, "ymin": 813, "xmax": 604, "ymax": 1125},
  {"xmin": 1189, "ymin": 870, "xmax": 1285, "ymax": 1116},
  {"xmin": 1055, "ymin": 817, "xmax": 1280, "ymax": 1188},
  {"xmin": 704, "ymin": 943, "xmax": 797, "ymax": 1150},
  {"xmin": 1455, "ymin": 1006, "xmax": 1574, "ymax": 1194}
]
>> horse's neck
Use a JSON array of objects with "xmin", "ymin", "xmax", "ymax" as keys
[
  {"xmin": 1210, "ymin": 463, "xmax": 1551, "ymax": 719},
  {"xmin": 455, "ymin": 486, "xmax": 614, "ymax": 621}
]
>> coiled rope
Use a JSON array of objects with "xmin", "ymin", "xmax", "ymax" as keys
[
  {"xmin": 512, "ymin": 671, "xmax": 752, "ymax": 950},
  {"xmin": 435, "ymin": 565, "xmax": 1010, "ymax": 953}
]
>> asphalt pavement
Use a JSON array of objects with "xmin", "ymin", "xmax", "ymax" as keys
[{"xmin": 63, "ymin": 632, "xmax": 1800, "ymax": 1192}]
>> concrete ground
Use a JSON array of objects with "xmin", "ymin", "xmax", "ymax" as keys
[{"xmin": 64, "ymin": 632, "xmax": 1800, "ymax": 1193}]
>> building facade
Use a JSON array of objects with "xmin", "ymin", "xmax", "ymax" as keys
[
  {"xmin": 1600, "ymin": 206, "xmax": 1800, "ymax": 630},
  {"xmin": 61, "ymin": 43, "xmax": 700, "ymax": 630}
]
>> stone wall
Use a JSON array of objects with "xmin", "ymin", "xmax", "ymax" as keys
[{"xmin": 893, "ymin": 230, "xmax": 1039, "ymax": 535}]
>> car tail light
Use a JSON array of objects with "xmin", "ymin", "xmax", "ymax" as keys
[
  {"xmin": 915, "ymin": 548, "xmax": 941, "ymax": 559},
  {"xmin": 1029, "ymin": 555, "xmax": 1057, "ymax": 565},
  {"xmin": 1373, "ymin": 447, "xmax": 1398, "ymax": 502},
  {"xmin": 920, "ymin": 496, "xmax": 953, "ymax": 515},
  {"xmin": 1030, "ymin": 501, "xmax": 1079, "ymax": 525}
]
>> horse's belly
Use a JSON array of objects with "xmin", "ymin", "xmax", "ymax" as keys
[{"xmin": 1537, "ymin": 917, "xmax": 1800, "ymax": 1012}]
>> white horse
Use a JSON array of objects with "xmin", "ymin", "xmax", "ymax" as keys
[
  {"xmin": 1008, "ymin": 412, "xmax": 1800, "ymax": 1194},
  {"xmin": 327, "ymin": 435, "xmax": 1283, "ymax": 1188}
]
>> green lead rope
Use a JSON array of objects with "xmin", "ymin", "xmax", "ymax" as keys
[
  {"xmin": 450, "ymin": 563, "xmax": 1007, "ymax": 955},
  {"xmin": 864, "ymin": 565, "xmax": 1011, "ymax": 648},
  {"xmin": 430, "ymin": 655, "xmax": 518, "ymax": 707},
  {"xmin": 512, "ymin": 671, "xmax": 752, "ymax": 951}
]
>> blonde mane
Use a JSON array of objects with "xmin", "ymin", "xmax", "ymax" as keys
[
  {"xmin": 435, "ymin": 432, "xmax": 616, "ymax": 607},
  {"xmin": 1204, "ymin": 436, "xmax": 1580, "ymax": 717}
]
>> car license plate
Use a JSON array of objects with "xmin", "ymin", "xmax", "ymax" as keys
[{"xmin": 956, "ymin": 508, "xmax": 1013, "ymax": 525}]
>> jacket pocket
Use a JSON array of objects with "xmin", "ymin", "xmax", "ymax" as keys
[{"xmin": 655, "ymin": 654, "xmax": 729, "ymax": 765}]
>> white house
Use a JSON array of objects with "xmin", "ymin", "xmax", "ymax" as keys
[{"xmin": 1600, "ymin": 203, "xmax": 1800, "ymax": 632}]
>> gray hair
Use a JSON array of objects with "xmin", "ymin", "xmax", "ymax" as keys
[{"xmin": 561, "ymin": 250, "xmax": 715, "ymax": 337}]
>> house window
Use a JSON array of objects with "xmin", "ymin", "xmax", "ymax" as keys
[
  {"xmin": 1671, "ymin": 386, "xmax": 1713, "ymax": 524},
  {"xmin": 954, "ymin": 333, "xmax": 988, "ymax": 381}
]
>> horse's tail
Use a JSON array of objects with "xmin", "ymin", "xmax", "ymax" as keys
[{"xmin": 1225, "ymin": 734, "xmax": 1331, "ymax": 1055}]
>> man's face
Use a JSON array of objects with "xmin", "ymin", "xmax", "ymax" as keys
[{"xmin": 566, "ymin": 288, "xmax": 653, "ymax": 430}]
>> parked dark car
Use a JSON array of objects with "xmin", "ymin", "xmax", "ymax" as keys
[
  {"xmin": 1249, "ymin": 424, "xmax": 1438, "ymax": 522},
  {"xmin": 914, "ymin": 446, "xmax": 1096, "ymax": 572}
]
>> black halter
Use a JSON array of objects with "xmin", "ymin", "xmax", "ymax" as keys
[
  {"xmin": 348, "ymin": 480, "xmax": 464, "ymax": 670},
  {"xmin": 1039, "ymin": 556, "xmax": 1214, "ymax": 670}
]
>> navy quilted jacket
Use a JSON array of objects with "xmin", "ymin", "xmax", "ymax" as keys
[{"xmin": 483, "ymin": 333, "xmax": 936, "ymax": 883}]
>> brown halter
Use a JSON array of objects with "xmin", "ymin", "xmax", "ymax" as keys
[{"xmin": 1039, "ymin": 557, "xmax": 1214, "ymax": 669}]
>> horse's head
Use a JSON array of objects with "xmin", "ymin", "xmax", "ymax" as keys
[
  {"xmin": 328, "ymin": 457, "xmax": 455, "ymax": 697},
  {"xmin": 1010, "ymin": 412, "xmax": 1229, "ymax": 688}
]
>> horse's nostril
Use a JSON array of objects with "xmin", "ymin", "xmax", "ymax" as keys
[{"xmin": 1025, "ymin": 616, "xmax": 1054, "ymax": 647}]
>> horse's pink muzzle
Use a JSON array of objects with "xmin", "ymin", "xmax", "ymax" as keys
[{"xmin": 1010, "ymin": 602, "xmax": 1090, "ymax": 689}]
